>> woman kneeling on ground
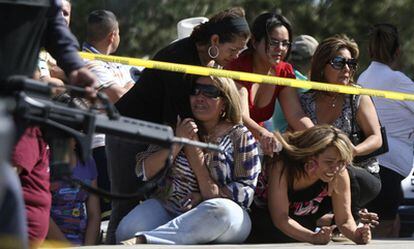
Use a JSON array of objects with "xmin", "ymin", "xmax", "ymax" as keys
[
  {"xmin": 116, "ymin": 76, "xmax": 261, "ymax": 245},
  {"xmin": 267, "ymin": 125, "xmax": 371, "ymax": 244}
]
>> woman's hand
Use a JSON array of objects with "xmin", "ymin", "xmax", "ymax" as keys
[
  {"xmin": 176, "ymin": 115, "xmax": 199, "ymax": 141},
  {"xmin": 354, "ymin": 224, "xmax": 371, "ymax": 244},
  {"xmin": 359, "ymin": 208, "xmax": 379, "ymax": 227},
  {"xmin": 180, "ymin": 192, "xmax": 203, "ymax": 212},
  {"xmin": 311, "ymin": 225, "xmax": 335, "ymax": 245},
  {"xmin": 259, "ymin": 129, "xmax": 280, "ymax": 156}
]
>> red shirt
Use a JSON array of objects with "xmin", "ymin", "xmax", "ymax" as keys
[
  {"xmin": 12, "ymin": 127, "xmax": 50, "ymax": 243},
  {"xmin": 226, "ymin": 51, "xmax": 295, "ymax": 125}
]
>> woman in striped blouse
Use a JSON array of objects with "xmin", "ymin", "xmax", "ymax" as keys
[{"xmin": 116, "ymin": 76, "xmax": 261, "ymax": 245}]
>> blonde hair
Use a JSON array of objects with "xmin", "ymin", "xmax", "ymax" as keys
[
  {"xmin": 209, "ymin": 76, "xmax": 242, "ymax": 124},
  {"xmin": 273, "ymin": 125, "xmax": 353, "ymax": 184}
]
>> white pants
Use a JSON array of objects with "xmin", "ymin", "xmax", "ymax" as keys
[{"xmin": 116, "ymin": 198, "xmax": 251, "ymax": 244}]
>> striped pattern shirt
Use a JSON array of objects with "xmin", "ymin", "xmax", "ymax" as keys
[
  {"xmin": 82, "ymin": 42, "xmax": 132, "ymax": 91},
  {"xmin": 136, "ymin": 124, "xmax": 261, "ymax": 214}
]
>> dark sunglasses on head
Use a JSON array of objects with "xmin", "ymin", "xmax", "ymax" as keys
[
  {"xmin": 329, "ymin": 56, "xmax": 358, "ymax": 71},
  {"xmin": 190, "ymin": 83, "xmax": 222, "ymax": 99}
]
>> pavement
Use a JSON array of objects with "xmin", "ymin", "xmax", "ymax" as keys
[{"xmin": 40, "ymin": 238, "xmax": 414, "ymax": 249}]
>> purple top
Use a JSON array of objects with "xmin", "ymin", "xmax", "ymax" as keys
[{"xmin": 50, "ymin": 157, "xmax": 97, "ymax": 245}]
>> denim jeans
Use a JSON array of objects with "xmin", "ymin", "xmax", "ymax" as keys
[{"xmin": 116, "ymin": 198, "xmax": 251, "ymax": 244}]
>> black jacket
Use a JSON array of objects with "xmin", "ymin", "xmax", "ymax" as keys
[
  {"xmin": 115, "ymin": 37, "xmax": 201, "ymax": 126},
  {"xmin": 0, "ymin": 0, "xmax": 83, "ymax": 81}
]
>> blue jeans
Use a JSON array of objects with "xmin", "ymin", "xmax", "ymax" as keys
[{"xmin": 116, "ymin": 198, "xmax": 251, "ymax": 244}]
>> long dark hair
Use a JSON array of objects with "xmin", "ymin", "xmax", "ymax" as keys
[{"xmin": 249, "ymin": 12, "xmax": 293, "ymax": 60}]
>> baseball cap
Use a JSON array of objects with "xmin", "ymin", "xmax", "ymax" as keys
[{"xmin": 290, "ymin": 35, "xmax": 319, "ymax": 61}]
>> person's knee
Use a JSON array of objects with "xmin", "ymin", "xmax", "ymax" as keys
[
  {"xmin": 115, "ymin": 217, "xmax": 137, "ymax": 244},
  {"xmin": 201, "ymin": 198, "xmax": 251, "ymax": 243},
  {"xmin": 202, "ymin": 198, "xmax": 242, "ymax": 226},
  {"xmin": 115, "ymin": 203, "xmax": 150, "ymax": 243},
  {"xmin": 371, "ymin": 178, "xmax": 382, "ymax": 197}
]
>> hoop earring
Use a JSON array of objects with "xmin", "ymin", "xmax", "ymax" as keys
[{"xmin": 208, "ymin": 45, "xmax": 219, "ymax": 59}]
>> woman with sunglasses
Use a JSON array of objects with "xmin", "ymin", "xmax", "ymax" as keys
[
  {"xmin": 226, "ymin": 12, "xmax": 313, "ymax": 157},
  {"xmin": 298, "ymin": 35, "xmax": 382, "ymax": 227},
  {"xmin": 116, "ymin": 76, "xmax": 261, "ymax": 245},
  {"xmin": 266, "ymin": 125, "xmax": 371, "ymax": 244},
  {"xmin": 105, "ymin": 7, "xmax": 251, "ymax": 243}
]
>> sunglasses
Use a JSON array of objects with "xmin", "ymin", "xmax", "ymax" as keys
[
  {"xmin": 268, "ymin": 39, "xmax": 291, "ymax": 49},
  {"xmin": 329, "ymin": 56, "xmax": 358, "ymax": 71},
  {"xmin": 190, "ymin": 83, "xmax": 222, "ymax": 99}
]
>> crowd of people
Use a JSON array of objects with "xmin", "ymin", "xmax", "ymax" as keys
[{"xmin": 1, "ymin": 1, "xmax": 414, "ymax": 248}]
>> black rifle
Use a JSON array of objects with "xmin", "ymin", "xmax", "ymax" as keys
[{"xmin": 2, "ymin": 76, "xmax": 222, "ymax": 199}]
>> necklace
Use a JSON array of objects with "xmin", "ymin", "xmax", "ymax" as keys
[
  {"xmin": 318, "ymin": 92, "xmax": 339, "ymax": 108},
  {"xmin": 330, "ymin": 95, "xmax": 338, "ymax": 108},
  {"xmin": 202, "ymin": 122, "xmax": 221, "ymax": 143}
]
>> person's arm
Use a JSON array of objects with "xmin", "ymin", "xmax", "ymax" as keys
[
  {"xmin": 84, "ymin": 179, "xmax": 101, "ymax": 245},
  {"xmin": 49, "ymin": 64, "xmax": 68, "ymax": 83},
  {"xmin": 46, "ymin": 218, "xmax": 70, "ymax": 243},
  {"xmin": 219, "ymin": 128, "xmax": 261, "ymax": 206},
  {"xmin": 86, "ymin": 61, "xmax": 134, "ymax": 103},
  {"xmin": 237, "ymin": 84, "xmax": 267, "ymax": 137},
  {"xmin": 355, "ymin": 95, "xmax": 382, "ymax": 156},
  {"xmin": 100, "ymin": 84, "xmax": 130, "ymax": 104},
  {"xmin": 185, "ymin": 145, "xmax": 220, "ymax": 200},
  {"xmin": 279, "ymin": 87, "xmax": 314, "ymax": 131},
  {"xmin": 268, "ymin": 161, "xmax": 333, "ymax": 244},
  {"xmin": 182, "ymin": 118, "xmax": 219, "ymax": 200},
  {"xmin": 332, "ymin": 169, "xmax": 371, "ymax": 244},
  {"xmin": 40, "ymin": 75, "xmax": 65, "ymax": 87},
  {"xmin": 236, "ymin": 83, "xmax": 276, "ymax": 155},
  {"xmin": 101, "ymin": 79, "xmax": 134, "ymax": 103},
  {"xmin": 137, "ymin": 117, "xmax": 192, "ymax": 180},
  {"xmin": 138, "ymin": 145, "xmax": 181, "ymax": 181}
]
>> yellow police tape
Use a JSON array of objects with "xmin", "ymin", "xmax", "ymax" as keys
[{"xmin": 79, "ymin": 52, "xmax": 414, "ymax": 101}]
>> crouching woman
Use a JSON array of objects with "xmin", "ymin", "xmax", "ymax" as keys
[
  {"xmin": 267, "ymin": 125, "xmax": 371, "ymax": 244},
  {"xmin": 116, "ymin": 76, "xmax": 261, "ymax": 245}
]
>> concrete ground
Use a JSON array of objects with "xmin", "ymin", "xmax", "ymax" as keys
[{"xmin": 41, "ymin": 238, "xmax": 414, "ymax": 249}]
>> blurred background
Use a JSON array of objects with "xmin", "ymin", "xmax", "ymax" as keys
[{"xmin": 70, "ymin": 0, "xmax": 414, "ymax": 79}]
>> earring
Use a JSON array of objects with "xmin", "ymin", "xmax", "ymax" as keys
[
  {"xmin": 220, "ymin": 109, "xmax": 226, "ymax": 118},
  {"xmin": 208, "ymin": 45, "xmax": 219, "ymax": 59}
]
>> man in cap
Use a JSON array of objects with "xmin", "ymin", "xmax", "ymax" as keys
[{"xmin": 289, "ymin": 35, "xmax": 319, "ymax": 80}]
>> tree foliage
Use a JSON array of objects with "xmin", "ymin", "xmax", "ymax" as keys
[{"xmin": 70, "ymin": 0, "xmax": 414, "ymax": 78}]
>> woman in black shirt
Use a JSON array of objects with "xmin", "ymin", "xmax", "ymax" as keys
[{"xmin": 106, "ymin": 7, "xmax": 251, "ymax": 244}]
